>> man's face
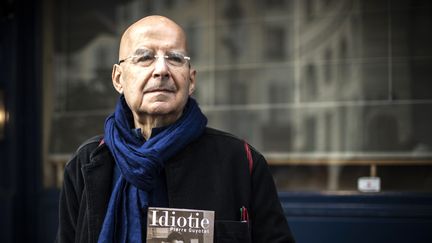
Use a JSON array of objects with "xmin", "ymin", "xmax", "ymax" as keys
[{"xmin": 113, "ymin": 18, "xmax": 195, "ymax": 122}]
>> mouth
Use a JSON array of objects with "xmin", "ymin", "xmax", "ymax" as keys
[{"xmin": 144, "ymin": 87, "xmax": 175, "ymax": 94}]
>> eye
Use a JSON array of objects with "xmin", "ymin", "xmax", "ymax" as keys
[
  {"xmin": 135, "ymin": 54, "xmax": 154, "ymax": 62},
  {"xmin": 131, "ymin": 53, "xmax": 155, "ymax": 66},
  {"xmin": 166, "ymin": 54, "xmax": 184, "ymax": 65}
]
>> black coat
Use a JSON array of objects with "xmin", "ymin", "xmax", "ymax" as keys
[{"xmin": 56, "ymin": 128, "xmax": 295, "ymax": 243}]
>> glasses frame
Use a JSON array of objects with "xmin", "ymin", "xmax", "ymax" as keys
[{"xmin": 117, "ymin": 54, "xmax": 191, "ymax": 67}]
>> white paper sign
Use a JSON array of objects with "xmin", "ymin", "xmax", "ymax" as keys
[{"xmin": 358, "ymin": 177, "xmax": 381, "ymax": 192}]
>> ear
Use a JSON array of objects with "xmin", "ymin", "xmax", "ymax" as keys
[
  {"xmin": 112, "ymin": 64, "xmax": 123, "ymax": 94},
  {"xmin": 188, "ymin": 68, "xmax": 196, "ymax": 95}
]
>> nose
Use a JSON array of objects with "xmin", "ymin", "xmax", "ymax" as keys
[{"xmin": 152, "ymin": 56, "xmax": 170, "ymax": 80}]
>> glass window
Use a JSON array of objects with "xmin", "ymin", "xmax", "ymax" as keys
[
  {"xmin": 43, "ymin": 0, "xmax": 432, "ymax": 192},
  {"xmin": 265, "ymin": 26, "xmax": 286, "ymax": 61}
]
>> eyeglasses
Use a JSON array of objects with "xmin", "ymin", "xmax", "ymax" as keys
[{"xmin": 118, "ymin": 52, "xmax": 191, "ymax": 67}]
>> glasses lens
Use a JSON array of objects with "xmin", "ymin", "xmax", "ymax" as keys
[
  {"xmin": 166, "ymin": 53, "xmax": 186, "ymax": 66},
  {"xmin": 132, "ymin": 54, "xmax": 155, "ymax": 66},
  {"xmin": 121, "ymin": 52, "xmax": 189, "ymax": 67}
]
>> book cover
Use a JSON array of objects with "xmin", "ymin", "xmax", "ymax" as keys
[{"xmin": 147, "ymin": 207, "xmax": 215, "ymax": 243}]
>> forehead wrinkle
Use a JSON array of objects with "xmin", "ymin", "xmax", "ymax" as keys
[{"xmin": 134, "ymin": 29, "xmax": 186, "ymax": 50}]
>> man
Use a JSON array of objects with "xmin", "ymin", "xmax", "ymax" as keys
[
  {"xmin": 166, "ymin": 232, "xmax": 185, "ymax": 243},
  {"xmin": 57, "ymin": 15, "xmax": 295, "ymax": 243}
]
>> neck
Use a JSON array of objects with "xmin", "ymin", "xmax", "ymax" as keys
[{"xmin": 133, "ymin": 112, "xmax": 182, "ymax": 140}]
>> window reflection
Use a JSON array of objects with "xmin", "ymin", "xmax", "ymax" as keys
[
  {"xmin": 265, "ymin": 26, "xmax": 286, "ymax": 61},
  {"xmin": 44, "ymin": 0, "xmax": 432, "ymax": 191}
]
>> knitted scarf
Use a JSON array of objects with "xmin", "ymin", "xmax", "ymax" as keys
[{"xmin": 98, "ymin": 95, "xmax": 207, "ymax": 243}]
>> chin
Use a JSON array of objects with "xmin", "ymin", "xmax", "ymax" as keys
[{"xmin": 145, "ymin": 102, "xmax": 180, "ymax": 116}]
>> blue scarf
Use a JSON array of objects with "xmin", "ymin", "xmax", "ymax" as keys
[{"xmin": 98, "ymin": 95, "xmax": 207, "ymax": 243}]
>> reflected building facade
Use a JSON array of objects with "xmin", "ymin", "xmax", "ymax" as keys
[{"xmin": 46, "ymin": 0, "xmax": 432, "ymax": 190}]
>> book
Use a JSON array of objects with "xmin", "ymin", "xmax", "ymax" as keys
[{"xmin": 147, "ymin": 207, "xmax": 215, "ymax": 243}]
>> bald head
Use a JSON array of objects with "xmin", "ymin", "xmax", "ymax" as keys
[{"xmin": 118, "ymin": 15, "xmax": 188, "ymax": 61}]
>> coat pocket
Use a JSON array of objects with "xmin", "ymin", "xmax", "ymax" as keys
[{"xmin": 214, "ymin": 220, "xmax": 251, "ymax": 243}]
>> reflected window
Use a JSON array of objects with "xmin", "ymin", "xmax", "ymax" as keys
[
  {"xmin": 324, "ymin": 48, "xmax": 333, "ymax": 84},
  {"xmin": 229, "ymin": 79, "xmax": 247, "ymax": 105},
  {"xmin": 305, "ymin": 0, "xmax": 315, "ymax": 22},
  {"xmin": 304, "ymin": 117, "xmax": 317, "ymax": 151},
  {"xmin": 325, "ymin": 112, "xmax": 332, "ymax": 151},
  {"xmin": 265, "ymin": 0, "xmax": 286, "ymax": 8},
  {"xmin": 366, "ymin": 114, "xmax": 399, "ymax": 151},
  {"xmin": 339, "ymin": 37, "xmax": 348, "ymax": 81},
  {"xmin": 305, "ymin": 63, "xmax": 317, "ymax": 98},
  {"xmin": 265, "ymin": 26, "xmax": 286, "ymax": 61}
]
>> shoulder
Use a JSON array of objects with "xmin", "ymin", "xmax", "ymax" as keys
[
  {"xmin": 203, "ymin": 127, "xmax": 261, "ymax": 153},
  {"xmin": 200, "ymin": 127, "xmax": 245, "ymax": 149},
  {"xmin": 64, "ymin": 135, "xmax": 104, "ymax": 170},
  {"xmin": 203, "ymin": 127, "xmax": 241, "ymax": 141},
  {"xmin": 75, "ymin": 135, "xmax": 104, "ymax": 153},
  {"xmin": 199, "ymin": 127, "xmax": 265, "ymax": 164},
  {"xmin": 202, "ymin": 127, "xmax": 250, "ymax": 145}
]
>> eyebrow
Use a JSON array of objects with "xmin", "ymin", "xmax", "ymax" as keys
[
  {"xmin": 132, "ymin": 48, "xmax": 188, "ymax": 56},
  {"xmin": 132, "ymin": 48, "xmax": 152, "ymax": 56}
]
